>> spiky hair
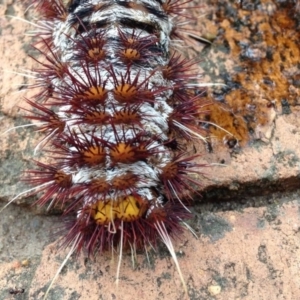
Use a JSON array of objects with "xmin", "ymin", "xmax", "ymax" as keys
[{"xmin": 22, "ymin": 0, "xmax": 209, "ymax": 292}]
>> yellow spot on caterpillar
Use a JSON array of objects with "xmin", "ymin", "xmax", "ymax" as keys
[
  {"xmin": 117, "ymin": 196, "xmax": 142, "ymax": 221},
  {"xmin": 84, "ymin": 111, "xmax": 109, "ymax": 123},
  {"xmin": 121, "ymin": 48, "xmax": 140, "ymax": 61},
  {"xmin": 113, "ymin": 83, "xmax": 137, "ymax": 103},
  {"xmin": 112, "ymin": 109, "xmax": 140, "ymax": 124},
  {"xmin": 88, "ymin": 47, "xmax": 105, "ymax": 61},
  {"xmin": 92, "ymin": 196, "xmax": 148, "ymax": 224},
  {"xmin": 110, "ymin": 142, "xmax": 136, "ymax": 164},
  {"xmin": 81, "ymin": 86, "xmax": 107, "ymax": 102},
  {"xmin": 83, "ymin": 146, "xmax": 106, "ymax": 165}
]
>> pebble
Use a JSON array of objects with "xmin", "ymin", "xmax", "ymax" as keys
[{"xmin": 208, "ymin": 285, "xmax": 221, "ymax": 296}]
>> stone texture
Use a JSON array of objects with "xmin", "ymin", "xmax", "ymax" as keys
[{"xmin": 1, "ymin": 0, "xmax": 300, "ymax": 299}]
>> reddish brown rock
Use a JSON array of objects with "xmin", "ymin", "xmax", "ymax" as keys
[{"xmin": 1, "ymin": 1, "xmax": 300, "ymax": 299}]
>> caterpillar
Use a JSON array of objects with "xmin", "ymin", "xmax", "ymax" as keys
[{"xmin": 2, "ymin": 0, "xmax": 210, "ymax": 296}]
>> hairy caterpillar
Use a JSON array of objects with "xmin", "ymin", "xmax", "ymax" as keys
[{"xmin": 2, "ymin": 0, "xmax": 210, "ymax": 296}]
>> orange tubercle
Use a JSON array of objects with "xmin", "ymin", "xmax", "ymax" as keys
[
  {"xmin": 113, "ymin": 83, "xmax": 137, "ymax": 103},
  {"xmin": 110, "ymin": 142, "xmax": 136, "ymax": 164},
  {"xmin": 82, "ymin": 146, "xmax": 106, "ymax": 165},
  {"xmin": 81, "ymin": 86, "xmax": 107, "ymax": 102}
]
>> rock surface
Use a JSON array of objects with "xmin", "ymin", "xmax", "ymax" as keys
[{"xmin": 0, "ymin": 0, "xmax": 300, "ymax": 299}]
